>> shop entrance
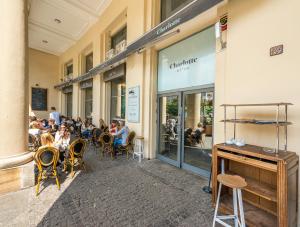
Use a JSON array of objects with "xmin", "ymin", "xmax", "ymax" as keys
[{"xmin": 157, "ymin": 87, "xmax": 214, "ymax": 177}]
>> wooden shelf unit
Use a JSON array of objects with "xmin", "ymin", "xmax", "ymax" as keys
[{"xmin": 212, "ymin": 143, "xmax": 299, "ymax": 227}]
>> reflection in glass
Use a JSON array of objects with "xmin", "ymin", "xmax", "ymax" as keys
[
  {"xmin": 158, "ymin": 96, "xmax": 179, "ymax": 161},
  {"xmin": 66, "ymin": 92, "xmax": 72, "ymax": 117},
  {"xmin": 183, "ymin": 91, "xmax": 214, "ymax": 171},
  {"xmin": 111, "ymin": 77, "xmax": 126, "ymax": 120},
  {"xmin": 84, "ymin": 87, "xmax": 93, "ymax": 119}
]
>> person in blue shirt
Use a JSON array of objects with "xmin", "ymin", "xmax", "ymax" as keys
[{"xmin": 113, "ymin": 121, "xmax": 129, "ymax": 149}]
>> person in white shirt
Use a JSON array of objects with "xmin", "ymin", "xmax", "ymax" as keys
[
  {"xmin": 28, "ymin": 121, "xmax": 42, "ymax": 136},
  {"xmin": 54, "ymin": 124, "xmax": 70, "ymax": 163},
  {"xmin": 49, "ymin": 107, "xmax": 60, "ymax": 125}
]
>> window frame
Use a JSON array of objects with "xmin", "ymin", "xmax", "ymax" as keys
[
  {"xmin": 85, "ymin": 52, "xmax": 93, "ymax": 73},
  {"xmin": 110, "ymin": 77, "xmax": 126, "ymax": 121},
  {"xmin": 160, "ymin": 0, "xmax": 193, "ymax": 21},
  {"xmin": 111, "ymin": 26, "xmax": 127, "ymax": 50}
]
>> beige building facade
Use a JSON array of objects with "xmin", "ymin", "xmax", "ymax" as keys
[
  {"xmin": 0, "ymin": 0, "xmax": 299, "ymax": 224},
  {"xmin": 50, "ymin": 0, "xmax": 300, "ymax": 162},
  {"xmin": 30, "ymin": 0, "xmax": 300, "ymax": 212}
]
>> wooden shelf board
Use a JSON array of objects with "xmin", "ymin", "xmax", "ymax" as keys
[
  {"xmin": 221, "ymin": 119, "xmax": 292, "ymax": 126},
  {"xmin": 219, "ymin": 194, "xmax": 277, "ymax": 227},
  {"xmin": 215, "ymin": 143, "xmax": 296, "ymax": 162},
  {"xmin": 221, "ymin": 102, "xmax": 293, "ymax": 107},
  {"xmin": 227, "ymin": 171, "xmax": 277, "ymax": 202},
  {"xmin": 217, "ymin": 150, "xmax": 277, "ymax": 172}
]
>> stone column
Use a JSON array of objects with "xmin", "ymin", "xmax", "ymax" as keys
[{"xmin": 0, "ymin": 0, "xmax": 33, "ymax": 193}]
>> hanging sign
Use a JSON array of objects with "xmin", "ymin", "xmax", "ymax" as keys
[{"xmin": 127, "ymin": 86, "xmax": 140, "ymax": 123}]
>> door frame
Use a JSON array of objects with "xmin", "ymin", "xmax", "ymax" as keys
[
  {"xmin": 156, "ymin": 85, "xmax": 215, "ymax": 178},
  {"xmin": 156, "ymin": 92, "xmax": 182, "ymax": 168},
  {"xmin": 180, "ymin": 87, "xmax": 215, "ymax": 177}
]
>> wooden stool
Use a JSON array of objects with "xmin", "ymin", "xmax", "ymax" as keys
[{"xmin": 213, "ymin": 174, "xmax": 247, "ymax": 227}]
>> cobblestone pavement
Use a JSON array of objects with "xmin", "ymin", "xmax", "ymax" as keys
[{"xmin": 0, "ymin": 146, "xmax": 214, "ymax": 227}]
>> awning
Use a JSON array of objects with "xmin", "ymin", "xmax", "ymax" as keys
[{"xmin": 54, "ymin": 0, "xmax": 223, "ymax": 89}]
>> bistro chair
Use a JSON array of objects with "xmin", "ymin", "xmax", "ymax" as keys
[
  {"xmin": 34, "ymin": 146, "xmax": 60, "ymax": 196},
  {"xmin": 117, "ymin": 131, "xmax": 136, "ymax": 159},
  {"xmin": 64, "ymin": 138, "xmax": 86, "ymax": 178},
  {"xmin": 99, "ymin": 132, "xmax": 114, "ymax": 159},
  {"xmin": 28, "ymin": 134, "xmax": 40, "ymax": 152},
  {"xmin": 92, "ymin": 128, "xmax": 102, "ymax": 149}
]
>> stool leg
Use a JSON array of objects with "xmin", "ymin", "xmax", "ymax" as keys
[
  {"xmin": 237, "ymin": 189, "xmax": 246, "ymax": 227},
  {"xmin": 212, "ymin": 183, "xmax": 222, "ymax": 227},
  {"xmin": 233, "ymin": 188, "xmax": 239, "ymax": 227}
]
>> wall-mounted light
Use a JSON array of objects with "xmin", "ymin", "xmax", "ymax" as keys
[
  {"xmin": 42, "ymin": 40, "xmax": 48, "ymax": 44},
  {"xmin": 35, "ymin": 83, "xmax": 39, "ymax": 87}
]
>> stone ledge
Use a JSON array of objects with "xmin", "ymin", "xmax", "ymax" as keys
[
  {"xmin": 0, "ymin": 152, "xmax": 34, "ymax": 170},
  {"xmin": 0, "ymin": 161, "xmax": 35, "ymax": 195}
]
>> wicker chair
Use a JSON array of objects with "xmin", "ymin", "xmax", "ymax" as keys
[
  {"xmin": 117, "ymin": 131, "xmax": 136, "ymax": 159},
  {"xmin": 92, "ymin": 128, "xmax": 102, "ymax": 148},
  {"xmin": 28, "ymin": 134, "xmax": 40, "ymax": 152},
  {"xmin": 64, "ymin": 138, "xmax": 86, "ymax": 178},
  {"xmin": 34, "ymin": 146, "xmax": 60, "ymax": 196},
  {"xmin": 99, "ymin": 132, "xmax": 114, "ymax": 159}
]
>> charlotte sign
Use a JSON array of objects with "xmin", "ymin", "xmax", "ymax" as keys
[
  {"xmin": 158, "ymin": 26, "xmax": 216, "ymax": 92},
  {"xmin": 127, "ymin": 86, "xmax": 140, "ymax": 123}
]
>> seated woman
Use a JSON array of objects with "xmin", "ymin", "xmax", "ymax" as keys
[
  {"xmin": 113, "ymin": 121, "xmax": 129, "ymax": 149},
  {"xmin": 54, "ymin": 124, "xmax": 71, "ymax": 164},
  {"xmin": 99, "ymin": 118, "xmax": 108, "ymax": 132},
  {"xmin": 81, "ymin": 119, "xmax": 95, "ymax": 139},
  {"xmin": 109, "ymin": 120, "xmax": 118, "ymax": 134},
  {"xmin": 40, "ymin": 132, "xmax": 54, "ymax": 147},
  {"xmin": 184, "ymin": 128, "xmax": 193, "ymax": 146},
  {"xmin": 34, "ymin": 133, "xmax": 55, "ymax": 175},
  {"xmin": 192, "ymin": 122, "xmax": 205, "ymax": 145}
]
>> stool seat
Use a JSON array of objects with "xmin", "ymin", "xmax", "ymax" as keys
[{"xmin": 217, "ymin": 174, "xmax": 247, "ymax": 189}]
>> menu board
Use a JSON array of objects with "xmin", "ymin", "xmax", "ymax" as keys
[
  {"xmin": 127, "ymin": 86, "xmax": 140, "ymax": 123},
  {"xmin": 32, "ymin": 88, "xmax": 47, "ymax": 111}
]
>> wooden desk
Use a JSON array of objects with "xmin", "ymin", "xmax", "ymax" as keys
[{"xmin": 212, "ymin": 143, "xmax": 298, "ymax": 227}]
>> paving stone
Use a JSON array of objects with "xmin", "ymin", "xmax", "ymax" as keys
[{"xmin": 0, "ymin": 145, "xmax": 215, "ymax": 227}]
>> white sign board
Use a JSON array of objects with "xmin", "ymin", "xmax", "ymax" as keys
[
  {"xmin": 158, "ymin": 26, "xmax": 215, "ymax": 92},
  {"xmin": 127, "ymin": 86, "xmax": 140, "ymax": 123}
]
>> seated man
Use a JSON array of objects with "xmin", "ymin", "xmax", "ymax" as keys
[{"xmin": 113, "ymin": 121, "xmax": 129, "ymax": 149}]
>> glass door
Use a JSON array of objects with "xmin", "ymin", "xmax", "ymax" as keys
[
  {"xmin": 157, "ymin": 93, "xmax": 181, "ymax": 167},
  {"xmin": 181, "ymin": 89, "xmax": 214, "ymax": 176}
]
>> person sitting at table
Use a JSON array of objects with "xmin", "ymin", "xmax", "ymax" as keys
[
  {"xmin": 99, "ymin": 118, "xmax": 108, "ymax": 132},
  {"xmin": 81, "ymin": 119, "xmax": 94, "ymax": 139},
  {"xmin": 54, "ymin": 124, "xmax": 71, "ymax": 164},
  {"xmin": 48, "ymin": 118, "xmax": 59, "ymax": 135},
  {"xmin": 113, "ymin": 121, "xmax": 129, "ymax": 149},
  {"xmin": 40, "ymin": 132, "xmax": 54, "ymax": 147},
  {"xmin": 29, "ymin": 116, "xmax": 37, "ymax": 127},
  {"xmin": 29, "ymin": 121, "xmax": 42, "ymax": 136},
  {"xmin": 184, "ymin": 128, "xmax": 193, "ymax": 146},
  {"xmin": 109, "ymin": 120, "xmax": 118, "ymax": 134}
]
